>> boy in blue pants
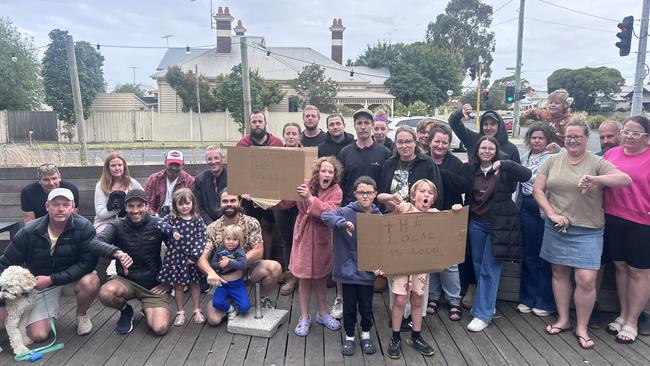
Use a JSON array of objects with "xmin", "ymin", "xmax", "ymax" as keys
[{"xmin": 211, "ymin": 225, "xmax": 250, "ymax": 319}]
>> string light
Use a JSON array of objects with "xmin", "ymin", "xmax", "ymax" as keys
[
  {"xmin": 10, "ymin": 52, "xmax": 17, "ymax": 62},
  {"xmin": 96, "ymin": 43, "xmax": 100, "ymax": 50},
  {"xmin": 349, "ymin": 70, "xmax": 354, "ymax": 79},
  {"xmin": 185, "ymin": 45, "xmax": 190, "ymax": 55}
]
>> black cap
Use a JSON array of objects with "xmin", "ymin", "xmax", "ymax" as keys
[
  {"xmin": 125, "ymin": 189, "xmax": 148, "ymax": 203},
  {"xmin": 481, "ymin": 111, "xmax": 500, "ymax": 122}
]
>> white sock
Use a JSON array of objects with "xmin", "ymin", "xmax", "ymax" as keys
[
  {"xmin": 361, "ymin": 331, "xmax": 370, "ymax": 340},
  {"xmin": 346, "ymin": 335, "xmax": 355, "ymax": 341},
  {"xmin": 228, "ymin": 305, "xmax": 235, "ymax": 313}
]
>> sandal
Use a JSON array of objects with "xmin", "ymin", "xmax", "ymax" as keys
[
  {"xmin": 607, "ymin": 316, "xmax": 625, "ymax": 335},
  {"xmin": 341, "ymin": 339, "xmax": 355, "ymax": 356},
  {"xmin": 575, "ymin": 334, "xmax": 595, "ymax": 350},
  {"xmin": 616, "ymin": 324, "xmax": 638, "ymax": 344},
  {"xmin": 544, "ymin": 324, "xmax": 571, "ymax": 335},
  {"xmin": 316, "ymin": 313, "xmax": 341, "ymax": 331},
  {"xmin": 361, "ymin": 338, "xmax": 377, "ymax": 354},
  {"xmin": 449, "ymin": 305, "xmax": 463, "ymax": 321},
  {"xmin": 294, "ymin": 317, "xmax": 311, "ymax": 337},
  {"xmin": 193, "ymin": 308, "xmax": 206, "ymax": 324},
  {"xmin": 173, "ymin": 310, "xmax": 186, "ymax": 326},
  {"xmin": 426, "ymin": 300, "xmax": 439, "ymax": 315}
]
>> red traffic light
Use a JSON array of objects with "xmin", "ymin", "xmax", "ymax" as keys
[{"xmin": 616, "ymin": 16, "xmax": 634, "ymax": 57}]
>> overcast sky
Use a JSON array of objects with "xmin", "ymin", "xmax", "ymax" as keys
[{"xmin": 1, "ymin": 0, "xmax": 643, "ymax": 93}]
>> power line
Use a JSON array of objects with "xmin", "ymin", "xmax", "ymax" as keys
[
  {"xmin": 492, "ymin": 17, "xmax": 518, "ymax": 27},
  {"xmin": 522, "ymin": 58, "xmax": 630, "ymax": 73},
  {"xmin": 493, "ymin": 0, "xmax": 514, "ymax": 14},
  {"xmin": 535, "ymin": 0, "xmax": 620, "ymax": 22},
  {"xmin": 525, "ymin": 17, "xmax": 612, "ymax": 33}
]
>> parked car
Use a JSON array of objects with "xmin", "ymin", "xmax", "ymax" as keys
[{"xmin": 386, "ymin": 116, "xmax": 465, "ymax": 152}]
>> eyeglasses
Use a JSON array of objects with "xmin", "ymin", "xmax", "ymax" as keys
[
  {"xmin": 355, "ymin": 191, "xmax": 376, "ymax": 197},
  {"xmin": 565, "ymin": 135, "xmax": 584, "ymax": 142},
  {"xmin": 621, "ymin": 129, "xmax": 648, "ymax": 139},
  {"xmin": 395, "ymin": 139, "xmax": 415, "ymax": 146}
]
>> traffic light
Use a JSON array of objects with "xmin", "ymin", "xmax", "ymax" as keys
[
  {"xmin": 468, "ymin": 64, "xmax": 477, "ymax": 81},
  {"xmin": 518, "ymin": 90, "xmax": 527, "ymax": 100},
  {"xmin": 481, "ymin": 90, "xmax": 489, "ymax": 103},
  {"xmin": 505, "ymin": 86, "xmax": 515, "ymax": 103},
  {"xmin": 616, "ymin": 16, "xmax": 634, "ymax": 56}
]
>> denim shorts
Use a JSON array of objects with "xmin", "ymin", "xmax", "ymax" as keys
[{"xmin": 540, "ymin": 219, "xmax": 603, "ymax": 270}]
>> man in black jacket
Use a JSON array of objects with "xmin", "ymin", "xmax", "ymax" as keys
[
  {"xmin": 449, "ymin": 104, "xmax": 521, "ymax": 163},
  {"xmin": 318, "ymin": 113, "xmax": 355, "ymax": 158},
  {"xmin": 194, "ymin": 146, "xmax": 228, "ymax": 225},
  {"xmin": 91, "ymin": 189, "xmax": 171, "ymax": 336},
  {"xmin": 0, "ymin": 188, "xmax": 100, "ymax": 341}
]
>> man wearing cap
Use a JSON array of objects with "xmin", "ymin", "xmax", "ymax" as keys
[
  {"xmin": 21, "ymin": 163, "xmax": 80, "ymax": 223},
  {"xmin": 318, "ymin": 113, "xmax": 355, "ymax": 158},
  {"xmin": 0, "ymin": 188, "xmax": 101, "ymax": 340},
  {"xmin": 144, "ymin": 150, "xmax": 195, "ymax": 216},
  {"xmin": 91, "ymin": 189, "xmax": 172, "ymax": 336},
  {"xmin": 194, "ymin": 146, "xmax": 228, "ymax": 225},
  {"xmin": 300, "ymin": 105, "xmax": 327, "ymax": 147},
  {"xmin": 338, "ymin": 108, "xmax": 391, "ymax": 205}
]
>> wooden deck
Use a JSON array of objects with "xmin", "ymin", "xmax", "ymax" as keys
[{"xmin": 0, "ymin": 285, "xmax": 647, "ymax": 366}]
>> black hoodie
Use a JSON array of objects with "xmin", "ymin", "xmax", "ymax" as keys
[
  {"xmin": 318, "ymin": 132, "xmax": 355, "ymax": 158},
  {"xmin": 448, "ymin": 109, "xmax": 521, "ymax": 163}
]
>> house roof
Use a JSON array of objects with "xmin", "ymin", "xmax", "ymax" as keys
[{"xmin": 152, "ymin": 36, "xmax": 389, "ymax": 85}]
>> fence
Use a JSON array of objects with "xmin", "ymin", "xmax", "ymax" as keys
[{"xmin": 5, "ymin": 110, "xmax": 58, "ymax": 142}]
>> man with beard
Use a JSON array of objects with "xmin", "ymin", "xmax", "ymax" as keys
[
  {"xmin": 236, "ymin": 111, "xmax": 281, "ymax": 260},
  {"xmin": 318, "ymin": 113, "xmax": 355, "ymax": 158},
  {"xmin": 194, "ymin": 146, "xmax": 228, "ymax": 225},
  {"xmin": 198, "ymin": 190, "xmax": 283, "ymax": 324},
  {"xmin": 144, "ymin": 150, "xmax": 195, "ymax": 216},
  {"xmin": 595, "ymin": 120, "xmax": 622, "ymax": 156},
  {"xmin": 91, "ymin": 189, "xmax": 172, "ymax": 336},
  {"xmin": 300, "ymin": 105, "xmax": 326, "ymax": 147},
  {"xmin": 21, "ymin": 163, "xmax": 80, "ymax": 223},
  {"xmin": 236, "ymin": 111, "xmax": 283, "ymax": 147}
]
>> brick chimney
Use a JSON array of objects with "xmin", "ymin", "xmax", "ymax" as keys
[
  {"xmin": 214, "ymin": 6, "xmax": 234, "ymax": 53},
  {"xmin": 329, "ymin": 18, "xmax": 345, "ymax": 65},
  {"xmin": 234, "ymin": 20, "xmax": 247, "ymax": 36}
]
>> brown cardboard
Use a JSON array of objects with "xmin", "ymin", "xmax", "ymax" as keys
[
  {"xmin": 357, "ymin": 206, "xmax": 469, "ymax": 275},
  {"xmin": 226, "ymin": 146, "xmax": 318, "ymax": 201}
]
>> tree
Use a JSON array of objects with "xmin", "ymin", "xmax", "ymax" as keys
[
  {"xmin": 42, "ymin": 29, "xmax": 105, "ymax": 141},
  {"xmin": 547, "ymin": 67, "xmax": 624, "ymax": 112},
  {"xmin": 0, "ymin": 17, "xmax": 43, "ymax": 110},
  {"xmin": 484, "ymin": 75, "xmax": 533, "ymax": 110},
  {"xmin": 113, "ymin": 83, "xmax": 146, "ymax": 98},
  {"xmin": 213, "ymin": 64, "xmax": 285, "ymax": 135},
  {"xmin": 355, "ymin": 41, "xmax": 463, "ymax": 108},
  {"xmin": 165, "ymin": 66, "xmax": 219, "ymax": 113},
  {"xmin": 394, "ymin": 100, "xmax": 430, "ymax": 116},
  {"xmin": 290, "ymin": 64, "xmax": 337, "ymax": 113},
  {"xmin": 425, "ymin": 0, "xmax": 495, "ymax": 79}
]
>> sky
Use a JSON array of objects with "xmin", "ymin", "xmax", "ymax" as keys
[{"xmin": 1, "ymin": 0, "xmax": 643, "ymax": 94}]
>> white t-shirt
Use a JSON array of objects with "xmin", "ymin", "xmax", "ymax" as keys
[{"xmin": 164, "ymin": 177, "xmax": 178, "ymax": 207}]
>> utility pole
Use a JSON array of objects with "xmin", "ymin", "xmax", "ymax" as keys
[
  {"xmin": 474, "ymin": 62, "xmax": 483, "ymax": 130},
  {"xmin": 512, "ymin": 0, "xmax": 526, "ymax": 137},
  {"xmin": 128, "ymin": 66, "xmax": 139, "ymax": 85},
  {"xmin": 632, "ymin": 0, "xmax": 650, "ymax": 115},
  {"xmin": 240, "ymin": 36, "xmax": 252, "ymax": 134},
  {"xmin": 161, "ymin": 34, "xmax": 173, "ymax": 48},
  {"xmin": 66, "ymin": 34, "xmax": 88, "ymax": 165},
  {"xmin": 195, "ymin": 64, "xmax": 204, "ymax": 143}
]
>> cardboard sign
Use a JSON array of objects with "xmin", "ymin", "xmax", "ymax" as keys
[
  {"xmin": 226, "ymin": 146, "xmax": 318, "ymax": 201},
  {"xmin": 357, "ymin": 206, "xmax": 469, "ymax": 275}
]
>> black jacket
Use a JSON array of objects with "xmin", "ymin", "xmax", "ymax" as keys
[
  {"xmin": 378, "ymin": 154, "xmax": 444, "ymax": 211},
  {"xmin": 0, "ymin": 213, "xmax": 98, "ymax": 286},
  {"xmin": 194, "ymin": 168, "xmax": 228, "ymax": 225},
  {"xmin": 444, "ymin": 159, "xmax": 531, "ymax": 262},
  {"xmin": 91, "ymin": 214, "xmax": 167, "ymax": 290},
  {"xmin": 318, "ymin": 132, "xmax": 355, "ymax": 158},
  {"xmin": 436, "ymin": 152, "xmax": 464, "ymax": 209},
  {"xmin": 448, "ymin": 109, "xmax": 521, "ymax": 163},
  {"xmin": 338, "ymin": 142, "xmax": 391, "ymax": 205}
]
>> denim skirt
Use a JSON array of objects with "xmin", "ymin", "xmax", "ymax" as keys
[{"xmin": 539, "ymin": 219, "xmax": 604, "ymax": 270}]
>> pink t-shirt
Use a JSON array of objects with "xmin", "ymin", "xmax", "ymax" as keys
[{"xmin": 603, "ymin": 146, "xmax": 650, "ymax": 225}]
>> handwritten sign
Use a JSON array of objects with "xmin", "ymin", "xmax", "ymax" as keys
[
  {"xmin": 227, "ymin": 147, "xmax": 318, "ymax": 201},
  {"xmin": 357, "ymin": 206, "xmax": 469, "ymax": 275}
]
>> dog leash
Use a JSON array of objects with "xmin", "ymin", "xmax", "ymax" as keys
[{"xmin": 14, "ymin": 291, "xmax": 65, "ymax": 362}]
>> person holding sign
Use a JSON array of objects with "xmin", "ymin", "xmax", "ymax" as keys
[
  {"xmin": 379, "ymin": 179, "xmax": 463, "ymax": 359},
  {"xmin": 273, "ymin": 156, "xmax": 344, "ymax": 336},
  {"xmin": 321, "ymin": 176, "xmax": 381, "ymax": 356}
]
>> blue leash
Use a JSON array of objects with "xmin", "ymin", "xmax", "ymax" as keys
[{"xmin": 14, "ymin": 291, "xmax": 65, "ymax": 362}]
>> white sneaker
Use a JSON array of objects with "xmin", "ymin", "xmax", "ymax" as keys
[
  {"xmin": 532, "ymin": 308, "xmax": 552, "ymax": 317},
  {"xmin": 330, "ymin": 296, "xmax": 343, "ymax": 319},
  {"xmin": 467, "ymin": 318, "xmax": 489, "ymax": 332},
  {"xmin": 228, "ymin": 309, "xmax": 238, "ymax": 321},
  {"xmin": 517, "ymin": 304, "xmax": 532, "ymax": 314},
  {"xmin": 77, "ymin": 315, "xmax": 93, "ymax": 335}
]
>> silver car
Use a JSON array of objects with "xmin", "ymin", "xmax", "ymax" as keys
[{"xmin": 386, "ymin": 116, "xmax": 465, "ymax": 152}]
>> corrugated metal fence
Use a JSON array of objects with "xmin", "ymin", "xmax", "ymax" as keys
[{"xmin": 6, "ymin": 110, "xmax": 58, "ymax": 142}]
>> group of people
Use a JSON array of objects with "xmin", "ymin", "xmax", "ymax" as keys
[{"xmin": 0, "ymin": 94, "xmax": 648, "ymax": 358}]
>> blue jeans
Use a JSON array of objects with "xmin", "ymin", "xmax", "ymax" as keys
[
  {"xmin": 469, "ymin": 219, "xmax": 502, "ymax": 323},
  {"xmin": 212, "ymin": 278, "xmax": 251, "ymax": 313},
  {"xmin": 429, "ymin": 265, "xmax": 461, "ymax": 305},
  {"xmin": 519, "ymin": 196, "xmax": 555, "ymax": 312}
]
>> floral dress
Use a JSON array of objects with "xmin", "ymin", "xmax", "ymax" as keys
[{"xmin": 156, "ymin": 215, "xmax": 207, "ymax": 285}]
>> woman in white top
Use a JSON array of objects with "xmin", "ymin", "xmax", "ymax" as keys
[{"xmin": 94, "ymin": 152, "xmax": 143, "ymax": 233}]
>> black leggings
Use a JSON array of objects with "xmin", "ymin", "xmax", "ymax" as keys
[
  {"xmin": 460, "ymin": 237, "xmax": 477, "ymax": 289},
  {"xmin": 342, "ymin": 283, "xmax": 374, "ymax": 337},
  {"xmin": 273, "ymin": 207, "xmax": 298, "ymax": 271}
]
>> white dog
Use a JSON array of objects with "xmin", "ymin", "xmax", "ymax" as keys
[{"xmin": 0, "ymin": 266, "xmax": 37, "ymax": 355}]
